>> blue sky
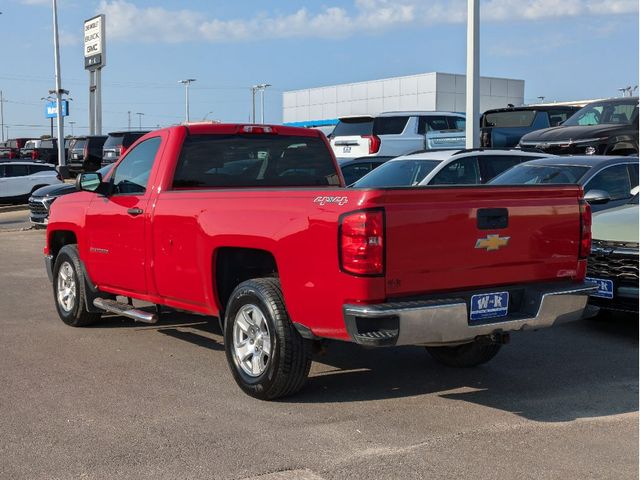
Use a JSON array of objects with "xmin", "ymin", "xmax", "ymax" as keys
[{"xmin": 1, "ymin": 0, "xmax": 638, "ymax": 138}]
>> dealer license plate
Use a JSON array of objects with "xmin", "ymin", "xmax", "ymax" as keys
[
  {"xmin": 470, "ymin": 291, "xmax": 509, "ymax": 322},
  {"xmin": 585, "ymin": 277, "xmax": 614, "ymax": 299}
]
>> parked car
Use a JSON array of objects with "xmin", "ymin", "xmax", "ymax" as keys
[
  {"xmin": 101, "ymin": 131, "xmax": 149, "ymax": 166},
  {"xmin": 519, "ymin": 97, "xmax": 639, "ymax": 155},
  {"xmin": 352, "ymin": 149, "xmax": 551, "ymax": 188},
  {"xmin": 19, "ymin": 139, "xmax": 58, "ymax": 163},
  {"xmin": 329, "ymin": 111, "xmax": 466, "ymax": 161},
  {"xmin": 585, "ymin": 192, "xmax": 638, "ymax": 315},
  {"xmin": 481, "ymin": 105, "xmax": 580, "ymax": 148},
  {"xmin": 68, "ymin": 135, "xmax": 108, "ymax": 173},
  {"xmin": 0, "ymin": 162, "xmax": 62, "ymax": 203},
  {"xmin": 488, "ymin": 156, "xmax": 639, "ymax": 212},
  {"xmin": 0, "ymin": 138, "xmax": 34, "ymax": 160},
  {"xmin": 339, "ymin": 156, "xmax": 394, "ymax": 185},
  {"xmin": 29, "ymin": 164, "xmax": 114, "ymax": 226},
  {"xmin": 44, "ymin": 123, "xmax": 595, "ymax": 400}
]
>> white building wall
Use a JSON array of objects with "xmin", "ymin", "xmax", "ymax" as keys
[{"xmin": 282, "ymin": 72, "xmax": 524, "ymax": 124}]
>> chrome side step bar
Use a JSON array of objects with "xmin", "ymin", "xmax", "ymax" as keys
[{"xmin": 93, "ymin": 298, "xmax": 158, "ymax": 324}]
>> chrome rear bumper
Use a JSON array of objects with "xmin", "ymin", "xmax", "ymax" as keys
[{"xmin": 344, "ymin": 282, "xmax": 597, "ymax": 347}]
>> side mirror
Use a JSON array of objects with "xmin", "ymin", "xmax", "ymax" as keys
[
  {"xmin": 76, "ymin": 172, "xmax": 103, "ymax": 192},
  {"xmin": 584, "ymin": 189, "xmax": 611, "ymax": 205}
]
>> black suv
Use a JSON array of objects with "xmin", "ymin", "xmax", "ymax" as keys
[
  {"xmin": 519, "ymin": 97, "xmax": 639, "ymax": 155},
  {"xmin": 481, "ymin": 105, "xmax": 579, "ymax": 148},
  {"xmin": 68, "ymin": 136, "xmax": 108, "ymax": 173},
  {"xmin": 101, "ymin": 131, "xmax": 149, "ymax": 167}
]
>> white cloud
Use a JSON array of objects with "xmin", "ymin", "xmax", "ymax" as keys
[{"xmin": 97, "ymin": 0, "xmax": 638, "ymax": 44}]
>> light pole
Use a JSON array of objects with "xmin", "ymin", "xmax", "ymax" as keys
[
  {"xmin": 251, "ymin": 84, "xmax": 271, "ymax": 124},
  {"xmin": 179, "ymin": 79, "xmax": 196, "ymax": 122},
  {"xmin": 465, "ymin": 0, "xmax": 479, "ymax": 149},
  {"xmin": 51, "ymin": 0, "xmax": 67, "ymax": 173},
  {"xmin": 202, "ymin": 111, "xmax": 214, "ymax": 120},
  {"xmin": 69, "ymin": 121, "xmax": 75, "ymax": 136},
  {"xmin": 0, "ymin": 90, "xmax": 4, "ymax": 142},
  {"xmin": 127, "ymin": 110, "xmax": 131, "ymax": 130},
  {"xmin": 136, "ymin": 112, "xmax": 144, "ymax": 129}
]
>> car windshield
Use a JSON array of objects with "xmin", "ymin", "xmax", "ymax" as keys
[
  {"xmin": 563, "ymin": 100, "xmax": 638, "ymax": 126},
  {"xmin": 71, "ymin": 139, "xmax": 87, "ymax": 150},
  {"xmin": 353, "ymin": 159, "xmax": 441, "ymax": 188},
  {"xmin": 489, "ymin": 164, "xmax": 591, "ymax": 185},
  {"xmin": 103, "ymin": 135, "xmax": 125, "ymax": 149}
]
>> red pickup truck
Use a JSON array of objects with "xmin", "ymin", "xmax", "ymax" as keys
[{"xmin": 44, "ymin": 123, "xmax": 595, "ymax": 399}]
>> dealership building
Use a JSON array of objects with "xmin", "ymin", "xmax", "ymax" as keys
[{"xmin": 282, "ymin": 71, "xmax": 525, "ymax": 126}]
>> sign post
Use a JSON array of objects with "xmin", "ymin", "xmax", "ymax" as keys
[{"xmin": 84, "ymin": 14, "xmax": 105, "ymax": 135}]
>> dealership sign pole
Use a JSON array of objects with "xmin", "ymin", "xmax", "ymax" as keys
[
  {"xmin": 84, "ymin": 14, "xmax": 106, "ymax": 135},
  {"xmin": 465, "ymin": 0, "xmax": 479, "ymax": 149},
  {"xmin": 51, "ymin": 0, "xmax": 66, "ymax": 170}
]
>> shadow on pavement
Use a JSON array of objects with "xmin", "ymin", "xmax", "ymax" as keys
[
  {"xmin": 88, "ymin": 307, "xmax": 637, "ymax": 423},
  {"xmin": 288, "ymin": 317, "xmax": 638, "ymax": 423}
]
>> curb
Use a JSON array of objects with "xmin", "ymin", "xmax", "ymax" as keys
[{"xmin": 0, "ymin": 205, "xmax": 29, "ymax": 213}]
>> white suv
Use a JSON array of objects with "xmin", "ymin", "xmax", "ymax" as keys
[
  {"xmin": 0, "ymin": 162, "xmax": 62, "ymax": 203},
  {"xmin": 329, "ymin": 111, "xmax": 466, "ymax": 162}
]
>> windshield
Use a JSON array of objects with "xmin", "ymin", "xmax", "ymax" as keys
[
  {"xmin": 563, "ymin": 100, "xmax": 638, "ymax": 127},
  {"xmin": 353, "ymin": 160, "xmax": 441, "ymax": 188},
  {"xmin": 70, "ymin": 139, "xmax": 87, "ymax": 150},
  {"xmin": 489, "ymin": 164, "xmax": 590, "ymax": 185}
]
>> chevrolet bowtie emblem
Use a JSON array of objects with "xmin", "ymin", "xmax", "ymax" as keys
[{"xmin": 475, "ymin": 234, "xmax": 510, "ymax": 251}]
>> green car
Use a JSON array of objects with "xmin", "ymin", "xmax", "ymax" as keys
[{"xmin": 586, "ymin": 192, "xmax": 639, "ymax": 315}]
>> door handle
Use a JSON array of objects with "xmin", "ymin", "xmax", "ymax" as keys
[{"xmin": 127, "ymin": 208, "xmax": 144, "ymax": 216}]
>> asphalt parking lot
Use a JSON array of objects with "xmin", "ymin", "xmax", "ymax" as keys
[{"xmin": 0, "ymin": 226, "xmax": 637, "ymax": 480}]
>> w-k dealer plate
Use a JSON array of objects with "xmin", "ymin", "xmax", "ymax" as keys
[
  {"xmin": 470, "ymin": 291, "xmax": 509, "ymax": 322},
  {"xmin": 585, "ymin": 277, "xmax": 614, "ymax": 299}
]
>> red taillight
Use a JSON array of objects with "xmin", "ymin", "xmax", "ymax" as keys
[
  {"xmin": 31, "ymin": 150, "xmax": 39, "ymax": 160},
  {"xmin": 339, "ymin": 209, "xmax": 385, "ymax": 276},
  {"xmin": 579, "ymin": 199, "xmax": 592, "ymax": 259},
  {"xmin": 362, "ymin": 135, "xmax": 381, "ymax": 154},
  {"xmin": 8, "ymin": 151, "xmax": 15, "ymax": 159},
  {"xmin": 117, "ymin": 145, "xmax": 126, "ymax": 157}
]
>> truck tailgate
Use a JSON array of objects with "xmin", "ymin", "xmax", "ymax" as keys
[{"xmin": 381, "ymin": 185, "xmax": 583, "ymax": 298}]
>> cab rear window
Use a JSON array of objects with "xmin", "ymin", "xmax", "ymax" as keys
[{"xmin": 172, "ymin": 134, "xmax": 340, "ymax": 188}]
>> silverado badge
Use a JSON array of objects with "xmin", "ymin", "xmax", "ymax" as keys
[{"xmin": 475, "ymin": 234, "xmax": 510, "ymax": 251}]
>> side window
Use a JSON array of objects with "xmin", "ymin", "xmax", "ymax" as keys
[
  {"xmin": 373, "ymin": 116, "xmax": 409, "ymax": 135},
  {"xmin": 29, "ymin": 165, "xmax": 55, "ymax": 174},
  {"xmin": 418, "ymin": 116, "xmax": 450, "ymax": 134},
  {"xmin": 448, "ymin": 116, "xmax": 465, "ymax": 130},
  {"xmin": 111, "ymin": 137, "xmax": 161, "ymax": 195},
  {"xmin": 480, "ymin": 155, "xmax": 522, "ymax": 183},
  {"xmin": 430, "ymin": 158, "xmax": 481, "ymax": 185},
  {"xmin": 585, "ymin": 164, "xmax": 632, "ymax": 200},
  {"xmin": 7, "ymin": 165, "xmax": 29, "ymax": 178},
  {"xmin": 341, "ymin": 163, "xmax": 372, "ymax": 185}
]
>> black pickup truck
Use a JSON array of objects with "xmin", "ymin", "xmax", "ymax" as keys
[{"xmin": 481, "ymin": 105, "xmax": 579, "ymax": 148}]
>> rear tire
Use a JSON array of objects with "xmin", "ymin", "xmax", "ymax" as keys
[
  {"xmin": 224, "ymin": 278, "xmax": 312, "ymax": 400},
  {"xmin": 52, "ymin": 245, "xmax": 101, "ymax": 327},
  {"xmin": 426, "ymin": 340, "xmax": 502, "ymax": 368}
]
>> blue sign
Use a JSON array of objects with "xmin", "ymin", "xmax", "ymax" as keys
[
  {"xmin": 470, "ymin": 291, "xmax": 509, "ymax": 322},
  {"xmin": 585, "ymin": 277, "xmax": 614, "ymax": 299},
  {"xmin": 45, "ymin": 100, "xmax": 69, "ymax": 118}
]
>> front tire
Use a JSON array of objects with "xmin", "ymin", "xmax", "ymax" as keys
[
  {"xmin": 224, "ymin": 278, "xmax": 312, "ymax": 400},
  {"xmin": 52, "ymin": 245, "xmax": 101, "ymax": 327},
  {"xmin": 426, "ymin": 340, "xmax": 502, "ymax": 368}
]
